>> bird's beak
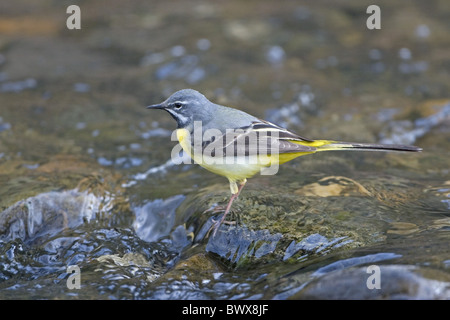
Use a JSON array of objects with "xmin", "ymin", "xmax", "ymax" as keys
[{"xmin": 146, "ymin": 103, "xmax": 165, "ymax": 109}]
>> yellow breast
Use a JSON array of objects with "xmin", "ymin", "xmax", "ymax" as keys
[
  {"xmin": 175, "ymin": 128, "xmax": 318, "ymax": 181},
  {"xmin": 176, "ymin": 128, "xmax": 267, "ymax": 180}
]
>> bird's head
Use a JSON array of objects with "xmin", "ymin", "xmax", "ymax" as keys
[{"xmin": 147, "ymin": 89, "xmax": 212, "ymax": 130}]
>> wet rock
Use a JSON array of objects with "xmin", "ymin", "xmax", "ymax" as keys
[
  {"xmin": 96, "ymin": 252, "xmax": 159, "ymax": 282},
  {"xmin": 0, "ymin": 189, "xmax": 110, "ymax": 243},
  {"xmin": 132, "ymin": 195, "xmax": 185, "ymax": 243},
  {"xmin": 142, "ymin": 253, "xmax": 222, "ymax": 299},
  {"xmin": 180, "ymin": 180, "xmax": 389, "ymax": 265},
  {"xmin": 294, "ymin": 176, "xmax": 371, "ymax": 197},
  {"xmin": 205, "ymin": 226, "xmax": 283, "ymax": 265},
  {"xmin": 292, "ymin": 265, "xmax": 450, "ymax": 299},
  {"xmin": 97, "ymin": 252, "xmax": 150, "ymax": 267},
  {"xmin": 201, "ymin": 221, "xmax": 355, "ymax": 267},
  {"xmin": 387, "ymin": 222, "xmax": 419, "ymax": 235},
  {"xmin": 171, "ymin": 253, "xmax": 221, "ymax": 280},
  {"xmin": 283, "ymin": 234, "xmax": 352, "ymax": 260}
]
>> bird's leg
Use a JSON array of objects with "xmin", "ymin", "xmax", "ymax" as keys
[
  {"xmin": 234, "ymin": 180, "xmax": 246, "ymax": 198},
  {"xmin": 211, "ymin": 180, "xmax": 246, "ymax": 237},
  {"xmin": 211, "ymin": 193, "xmax": 238, "ymax": 235},
  {"xmin": 205, "ymin": 181, "xmax": 246, "ymax": 214}
]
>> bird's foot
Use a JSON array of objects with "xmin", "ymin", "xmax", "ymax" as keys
[
  {"xmin": 203, "ymin": 204, "xmax": 226, "ymax": 214},
  {"xmin": 206, "ymin": 216, "xmax": 237, "ymax": 238}
]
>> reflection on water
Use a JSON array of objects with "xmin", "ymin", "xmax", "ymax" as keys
[
  {"xmin": 0, "ymin": 0, "xmax": 449, "ymax": 299},
  {"xmin": 311, "ymin": 252, "xmax": 402, "ymax": 276}
]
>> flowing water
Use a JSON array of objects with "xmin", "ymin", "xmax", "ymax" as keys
[{"xmin": 0, "ymin": 0, "xmax": 449, "ymax": 299}]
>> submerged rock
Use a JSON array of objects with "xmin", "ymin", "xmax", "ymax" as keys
[
  {"xmin": 292, "ymin": 265, "xmax": 450, "ymax": 299},
  {"xmin": 132, "ymin": 194, "xmax": 185, "ymax": 243},
  {"xmin": 0, "ymin": 189, "xmax": 106, "ymax": 243}
]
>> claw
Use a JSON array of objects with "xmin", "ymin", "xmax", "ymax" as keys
[
  {"xmin": 206, "ymin": 216, "xmax": 237, "ymax": 238},
  {"xmin": 204, "ymin": 204, "xmax": 226, "ymax": 214}
]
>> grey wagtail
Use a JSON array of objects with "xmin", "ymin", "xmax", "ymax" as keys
[{"xmin": 147, "ymin": 89, "xmax": 422, "ymax": 236}]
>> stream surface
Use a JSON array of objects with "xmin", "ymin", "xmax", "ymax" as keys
[{"xmin": 0, "ymin": 1, "xmax": 449, "ymax": 299}]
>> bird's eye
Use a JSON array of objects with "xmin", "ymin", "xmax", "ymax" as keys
[{"xmin": 174, "ymin": 102, "xmax": 183, "ymax": 109}]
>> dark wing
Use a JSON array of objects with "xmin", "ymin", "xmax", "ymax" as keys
[
  {"xmin": 249, "ymin": 119, "xmax": 314, "ymax": 143},
  {"xmin": 199, "ymin": 119, "xmax": 316, "ymax": 157}
]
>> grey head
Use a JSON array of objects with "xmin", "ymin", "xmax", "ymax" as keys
[{"xmin": 147, "ymin": 89, "xmax": 215, "ymax": 130}]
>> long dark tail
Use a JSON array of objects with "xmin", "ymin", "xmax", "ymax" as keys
[{"xmin": 315, "ymin": 140, "xmax": 422, "ymax": 153}]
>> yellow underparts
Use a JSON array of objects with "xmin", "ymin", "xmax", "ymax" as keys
[{"xmin": 176, "ymin": 129, "xmax": 341, "ymax": 193}]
